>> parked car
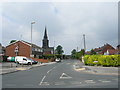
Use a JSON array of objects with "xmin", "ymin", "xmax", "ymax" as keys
[
  {"xmin": 15, "ymin": 56, "xmax": 33, "ymax": 65},
  {"xmin": 28, "ymin": 58, "xmax": 38, "ymax": 64},
  {"xmin": 55, "ymin": 58, "xmax": 61, "ymax": 62}
]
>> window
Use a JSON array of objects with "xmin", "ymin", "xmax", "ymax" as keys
[
  {"xmin": 23, "ymin": 58, "xmax": 27, "ymax": 61},
  {"xmin": 35, "ymin": 48, "xmax": 37, "ymax": 51}
]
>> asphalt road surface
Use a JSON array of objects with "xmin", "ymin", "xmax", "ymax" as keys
[{"xmin": 2, "ymin": 59, "xmax": 118, "ymax": 88}]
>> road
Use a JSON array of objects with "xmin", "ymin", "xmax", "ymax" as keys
[{"xmin": 2, "ymin": 59, "xmax": 118, "ymax": 88}]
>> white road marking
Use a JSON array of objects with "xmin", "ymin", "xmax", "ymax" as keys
[
  {"xmin": 98, "ymin": 80, "xmax": 111, "ymax": 83},
  {"xmin": 39, "ymin": 76, "xmax": 46, "ymax": 85},
  {"xmin": 47, "ymin": 69, "xmax": 52, "ymax": 74},
  {"xmin": 40, "ymin": 82, "xmax": 50, "ymax": 85},
  {"xmin": 39, "ymin": 62, "xmax": 67, "ymax": 85},
  {"xmin": 47, "ymin": 66, "xmax": 56, "ymax": 74},
  {"xmin": 60, "ymin": 73, "xmax": 72, "ymax": 79},
  {"xmin": 71, "ymin": 81, "xmax": 82, "ymax": 85},
  {"xmin": 53, "ymin": 66, "xmax": 56, "ymax": 69},
  {"xmin": 85, "ymin": 80, "xmax": 96, "ymax": 83}
]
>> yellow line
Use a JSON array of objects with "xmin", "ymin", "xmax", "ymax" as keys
[
  {"xmin": 75, "ymin": 68, "xmax": 86, "ymax": 71},
  {"xmin": 16, "ymin": 68, "xmax": 27, "ymax": 70}
]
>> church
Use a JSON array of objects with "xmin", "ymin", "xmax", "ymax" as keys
[{"xmin": 42, "ymin": 27, "xmax": 54, "ymax": 55}]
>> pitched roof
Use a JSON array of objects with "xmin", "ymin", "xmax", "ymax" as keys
[
  {"xmin": 94, "ymin": 43, "xmax": 115, "ymax": 52},
  {"xmin": 6, "ymin": 40, "xmax": 41, "ymax": 49},
  {"xmin": 6, "ymin": 40, "xmax": 31, "ymax": 47},
  {"xmin": 21, "ymin": 40, "xmax": 41, "ymax": 49}
]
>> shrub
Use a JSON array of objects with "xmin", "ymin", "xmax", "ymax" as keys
[{"xmin": 84, "ymin": 55, "xmax": 120, "ymax": 67}]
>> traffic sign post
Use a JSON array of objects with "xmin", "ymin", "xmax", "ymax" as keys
[{"xmin": 14, "ymin": 46, "xmax": 19, "ymax": 67}]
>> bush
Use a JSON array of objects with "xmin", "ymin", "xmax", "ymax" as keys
[{"xmin": 84, "ymin": 55, "xmax": 120, "ymax": 67}]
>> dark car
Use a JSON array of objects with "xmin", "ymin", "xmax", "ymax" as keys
[{"xmin": 28, "ymin": 58, "xmax": 38, "ymax": 64}]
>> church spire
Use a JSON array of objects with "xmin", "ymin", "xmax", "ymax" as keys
[
  {"xmin": 42, "ymin": 26, "xmax": 49, "ymax": 48},
  {"xmin": 44, "ymin": 26, "xmax": 48, "ymax": 39}
]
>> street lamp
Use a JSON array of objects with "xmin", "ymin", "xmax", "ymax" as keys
[{"xmin": 30, "ymin": 21, "xmax": 35, "ymax": 58}]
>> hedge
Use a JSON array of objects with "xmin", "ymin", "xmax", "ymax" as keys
[{"xmin": 84, "ymin": 55, "xmax": 120, "ymax": 67}]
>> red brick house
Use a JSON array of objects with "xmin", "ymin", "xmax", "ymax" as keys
[
  {"xmin": 104, "ymin": 49, "xmax": 118, "ymax": 55},
  {"xmin": 5, "ymin": 40, "xmax": 42, "ymax": 58},
  {"xmin": 86, "ymin": 43, "xmax": 119, "ymax": 55},
  {"xmin": 117, "ymin": 45, "xmax": 120, "ymax": 54},
  {"xmin": 94, "ymin": 43, "xmax": 115, "ymax": 55}
]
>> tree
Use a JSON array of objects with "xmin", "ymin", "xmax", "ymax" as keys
[
  {"xmin": 71, "ymin": 49, "xmax": 77, "ymax": 58},
  {"xmin": 10, "ymin": 40, "xmax": 16, "ymax": 44},
  {"xmin": 90, "ymin": 49, "xmax": 96, "ymax": 55},
  {"xmin": 71, "ymin": 49, "xmax": 85, "ymax": 59},
  {"xmin": 55, "ymin": 45, "xmax": 64, "ymax": 55},
  {"xmin": 71, "ymin": 49, "xmax": 77, "ymax": 55},
  {"xmin": 80, "ymin": 49, "xmax": 85, "ymax": 56}
]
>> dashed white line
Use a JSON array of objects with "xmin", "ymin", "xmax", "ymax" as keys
[
  {"xmin": 98, "ymin": 80, "xmax": 111, "ymax": 83},
  {"xmin": 47, "ymin": 69, "xmax": 52, "ymax": 74},
  {"xmin": 71, "ymin": 81, "xmax": 82, "ymax": 85},
  {"xmin": 47, "ymin": 66, "xmax": 56, "ymax": 74},
  {"xmin": 85, "ymin": 80, "xmax": 96, "ymax": 83},
  {"xmin": 39, "ymin": 76, "xmax": 46, "ymax": 85},
  {"xmin": 39, "ymin": 62, "xmax": 66, "ymax": 86},
  {"xmin": 40, "ymin": 82, "xmax": 50, "ymax": 85}
]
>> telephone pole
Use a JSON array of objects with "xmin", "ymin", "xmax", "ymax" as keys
[
  {"xmin": 77, "ymin": 46, "xmax": 78, "ymax": 52},
  {"xmin": 83, "ymin": 34, "xmax": 86, "ymax": 51},
  {"xmin": 54, "ymin": 40, "xmax": 55, "ymax": 56}
]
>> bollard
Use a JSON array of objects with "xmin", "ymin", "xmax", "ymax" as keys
[
  {"xmin": 22, "ymin": 64, "xmax": 24, "ymax": 67},
  {"xmin": 16, "ymin": 63, "xmax": 18, "ymax": 67},
  {"xmin": 10, "ymin": 63, "xmax": 13, "ymax": 68}
]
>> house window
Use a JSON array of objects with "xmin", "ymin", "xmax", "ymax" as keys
[
  {"xmin": 38, "ymin": 49, "xmax": 41, "ymax": 52},
  {"xmin": 40, "ymin": 49, "xmax": 43, "ymax": 52},
  {"xmin": 35, "ymin": 48, "xmax": 37, "ymax": 51},
  {"xmin": 32, "ymin": 48, "xmax": 35, "ymax": 51}
]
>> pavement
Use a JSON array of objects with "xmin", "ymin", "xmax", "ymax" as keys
[
  {"xmin": 73, "ymin": 61, "xmax": 119, "ymax": 75},
  {"xmin": 0, "ymin": 62, "xmax": 56, "ymax": 75},
  {"xmin": 82, "ymin": 66, "xmax": 119, "ymax": 75}
]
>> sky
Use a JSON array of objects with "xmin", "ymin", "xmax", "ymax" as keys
[{"xmin": 1, "ymin": 0, "xmax": 119, "ymax": 55}]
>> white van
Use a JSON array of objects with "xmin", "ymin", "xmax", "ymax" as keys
[{"xmin": 15, "ymin": 56, "xmax": 33, "ymax": 65}]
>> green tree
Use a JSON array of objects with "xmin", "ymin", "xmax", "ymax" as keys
[
  {"xmin": 55, "ymin": 45, "xmax": 64, "ymax": 55},
  {"xmin": 10, "ymin": 40, "xmax": 16, "ymax": 44},
  {"xmin": 90, "ymin": 49, "xmax": 96, "ymax": 55},
  {"xmin": 71, "ymin": 49, "xmax": 77, "ymax": 55},
  {"xmin": 71, "ymin": 49, "xmax": 77, "ymax": 58},
  {"xmin": 80, "ymin": 49, "xmax": 85, "ymax": 56}
]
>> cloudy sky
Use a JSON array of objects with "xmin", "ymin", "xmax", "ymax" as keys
[{"xmin": 1, "ymin": 0, "xmax": 118, "ymax": 54}]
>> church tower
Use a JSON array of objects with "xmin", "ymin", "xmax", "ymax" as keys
[{"xmin": 42, "ymin": 26, "xmax": 49, "ymax": 49}]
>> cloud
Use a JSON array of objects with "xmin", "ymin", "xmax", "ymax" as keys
[{"xmin": 2, "ymin": 2, "xmax": 118, "ymax": 54}]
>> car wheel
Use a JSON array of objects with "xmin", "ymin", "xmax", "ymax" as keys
[
  {"xmin": 28, "ymin": 62, "xmax": 31, "ymax": 65},
  {"xmin": 17, "ymin": 61, "xmax": 19, "ymax": 64}
]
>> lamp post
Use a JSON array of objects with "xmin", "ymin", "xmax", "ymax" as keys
[
  {"xmin": 30, "ymin": 21, "xmax": 35, "ymax": 58},
  {"xmin": 83, "ymin": 34, "xmax": 86, "ymax": 52}
]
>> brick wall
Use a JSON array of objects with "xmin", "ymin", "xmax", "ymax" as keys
[{"xmin": 5, "ymin": 41, "xmax": 31, "ymax": 57}]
